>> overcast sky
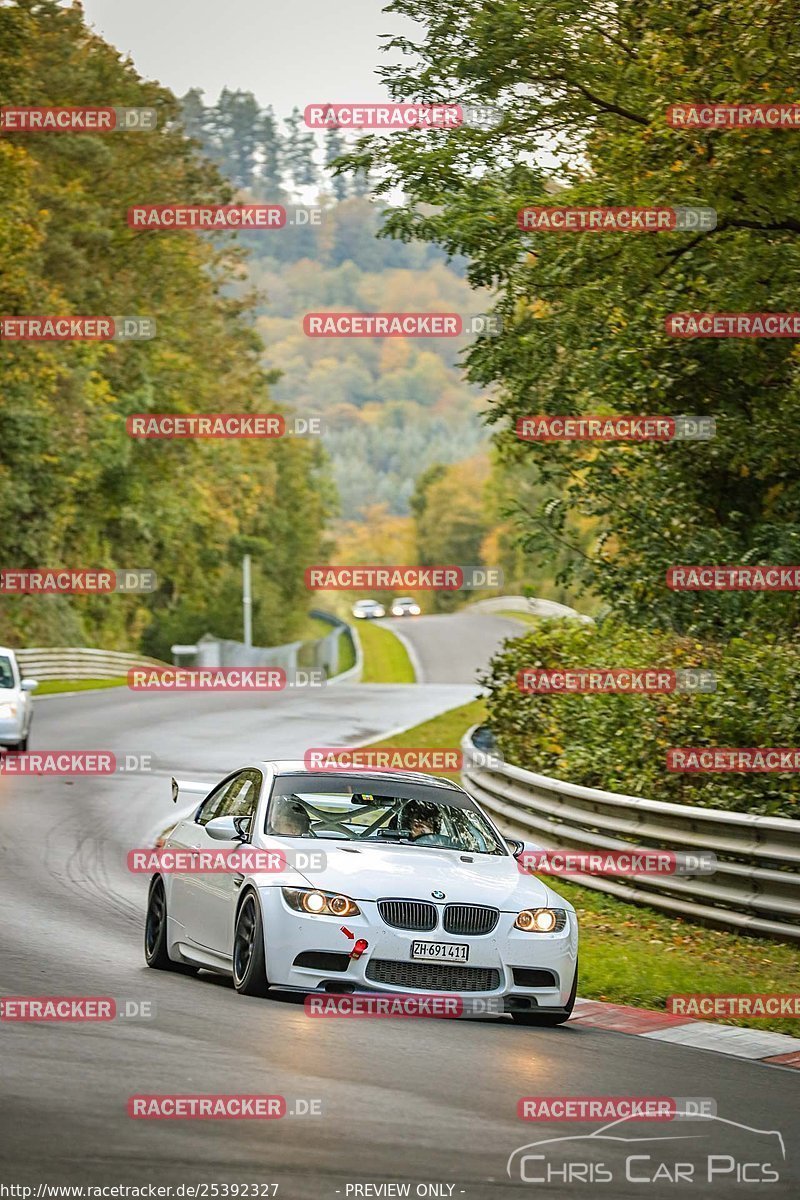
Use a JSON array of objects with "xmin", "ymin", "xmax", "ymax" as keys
[{"xmin": 78, "ymin": 0, "xmax": 414, "ymax": 115}]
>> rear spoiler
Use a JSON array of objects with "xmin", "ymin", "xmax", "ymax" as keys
[{"xmin": 171, "ymin": 777, "xmax": 212, "ymax": 805}]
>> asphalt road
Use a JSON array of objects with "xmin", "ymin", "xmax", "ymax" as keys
[
  {"xmin": 375, "ymin": 611, "xmax": 525, "ymax": 684},
  {"xmin": 1, "ymin": 621, "xmax": 797, "ymax": 1197}
]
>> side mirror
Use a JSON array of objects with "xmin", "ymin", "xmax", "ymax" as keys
[
  {"xmin": 233, "ymin": 815, "xmax": 252, "ymax": 840},
  {"xmin": 206, "ymin": 815, "xmax": 246, "ymax": 842},
  {"xmin": 21, "ymin": 679, "xmax": 38, "ymax": 693},
  {"xmin": 506, "ymin": 838, "xmax": 525, "ymax": 858}
]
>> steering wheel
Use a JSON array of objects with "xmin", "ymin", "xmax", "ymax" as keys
[{"xmin": 410, "ymin": 833, "xmax": 454, "ymax": 848}]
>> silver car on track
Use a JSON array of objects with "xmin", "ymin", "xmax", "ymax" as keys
[{"xmin": 0, "ymin": 647, "xmax": 37, "ymax": 752}]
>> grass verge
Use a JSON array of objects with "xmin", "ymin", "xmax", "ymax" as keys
[
  {"xmin": 494, "ymin": 609, "xmax": 540, "ymax": 626},
  {"xmin": 358, "ymin": 699, "xmax": 800, "ymax": 1034},
  {"xmin": 334, "ymin": 628, "xmax": 357, "ymax": 676},
  {"xmin": 33, "ymin": 677, "xmax": 128, "ymax": 695},
  {"xmin": 358, "ymin": 621, "xmax": 416, "ymax": 683}
]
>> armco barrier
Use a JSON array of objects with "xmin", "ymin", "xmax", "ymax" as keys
[
  {"xmin": 308, "ymin": 610, "xmax": 361, "ymax": 683},
  {"xmin": 461, "ymin": 726, "xmax": 800, "ymax": 942},
  {"xmin": 193, "ymin": 613, "xmax": 360, "ymax": 682},
  {"xmin": 15, "ymin": 646, "xmax": 169, "ymax": 681},
  {"xmin": 469, "ymin": 594, "xmax": 595, "ymax": 624}
]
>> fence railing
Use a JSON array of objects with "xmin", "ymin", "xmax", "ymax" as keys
[
  {"xmin": 16, "ymin": 647, "xmax": 168, "ymax": 681},
  {"xmin": 193, "ymin": 612, "xmax": 360, "ymax": 682},
  {"xmin": 461, "ymin": 726, "xmax": 800, "ymax": 942}
]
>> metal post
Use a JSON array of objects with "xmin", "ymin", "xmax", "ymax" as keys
[{"xmin": 242, "ymin": 554, "xmax": 252, "ymax": 647}]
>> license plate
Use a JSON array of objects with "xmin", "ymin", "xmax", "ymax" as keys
[{"xmin": 411, "ymin": 940, "xmax": 469, "ymax": 962}]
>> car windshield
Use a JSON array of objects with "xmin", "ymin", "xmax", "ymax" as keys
[
  {"xmin": 267, "ymin": 774, "xmax": 507, "ymax": 856},
  {"xmin": 0, "ymin": 656, "xmax": 14, "ymax": 689}
]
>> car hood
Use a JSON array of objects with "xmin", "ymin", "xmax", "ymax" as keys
[{"xmin": 288, "ymin": 841, "xmax": 562, "ymax": 910}]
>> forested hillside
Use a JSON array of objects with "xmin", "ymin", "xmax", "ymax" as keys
[{"xmin": 177, "ymin": 90, "xmax": 494, "ymax": 520}]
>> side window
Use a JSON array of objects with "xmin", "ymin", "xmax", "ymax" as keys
[
  {"xmin": 196, "ymin": 777, "xmax": 238, "ymax": 826},
  {"xmin": 221, "ymin": 770, "xmax": 262, "ymax": 819}
]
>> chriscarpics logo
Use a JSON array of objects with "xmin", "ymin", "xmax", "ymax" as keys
[{"xmin": 507, "ymin": 1113, "xmax": 785, "ymax": 1186}]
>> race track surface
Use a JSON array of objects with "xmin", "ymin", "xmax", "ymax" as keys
[{"xmin": 1, "ymin": 626, "xmax": 797, "ymax": 1197}]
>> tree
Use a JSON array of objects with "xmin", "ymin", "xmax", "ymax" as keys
[
  {"xmin": 0, "ymin": 0, "xmax": 331, "ymax": 653},
  {"xmin": 257, "ymin": 105, "xmax": 284, "ymax": 195},
  {"xmin": 324, "ymin": 126, "xmax": 349, "ymax": 200},
  {"xmin": 411, "ymin": 457, "xmax": 492, "ymax": 610},
  {"xmin": 283, "ymin": 106, "xmax": 318, "ymax": 190},
  {"xmin": 344, "ymin": 0, "xmax": 800, "ymax": 638},
  {"xmin": 178, "ymin": 87, "xmax": 208, "ymax": 142},
  {"xmin": 210, "ymin": 88, "xmax": 262, "ymax": 189}
]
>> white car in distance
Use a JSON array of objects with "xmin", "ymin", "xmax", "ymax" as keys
[{"xmin": 352, "ymin": 599, "xmax": 386, "ymax": 619}]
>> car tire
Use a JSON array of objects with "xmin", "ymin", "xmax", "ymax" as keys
[
  {"xmin": 511, "ymin": 959, "xmax": 578, "ymax": 1027},
  {"xmin": 232, "ymin": 891, "xmax": 271, "ymax": 997},
  {"xmin": 16, "ymin": 736, "xmax": 28, "ymax": 752},
  {"xmin": 144, "ymin": 876, "xmax": 198, "ymax": 974}
]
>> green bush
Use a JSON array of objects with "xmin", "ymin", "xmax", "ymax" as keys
[{"xmin": 481, "ymin": 620, "xmax": 800, "ymax": 818}]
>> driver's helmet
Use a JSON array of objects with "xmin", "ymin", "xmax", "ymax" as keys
[
  {"xmin": 402, "ymin": 799, "xmax": 442, "ymax": 835},
  {"xmin": 271, "ymin": 797, "xmax": 310, "ymax": 836}
]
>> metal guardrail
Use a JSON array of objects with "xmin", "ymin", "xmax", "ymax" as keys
[
  {"xmin": 461, "ymin": 726, "xmax": 800, "ymax": 942},
  {"xmin": 309, "ymin": 611, "xmax": 362, "ymax": 684},
  {"xmin": 16, "ymin": 647, "xmax": 168, "ymax": 681}
]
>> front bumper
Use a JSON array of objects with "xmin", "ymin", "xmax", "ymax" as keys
[{"xmin": 260, "ymin": 889, "xmax": 578, "ymax": 1009}]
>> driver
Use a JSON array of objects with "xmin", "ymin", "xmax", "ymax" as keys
[
  {"xmin": 271, "ymin": 798, "xmax": 311, "ymax": 837},
  {"xmin": 402, "ymin": 799, "xmax": 442, "ymax": 841}
]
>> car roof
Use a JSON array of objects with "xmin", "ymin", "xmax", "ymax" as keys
[
  {"xmin": 0, "ymin": 647, "xmax": 17, "ymax": 657},
  {"xmin": 254, "ymin": 760, "xmax": 464, "ymax": 791}
]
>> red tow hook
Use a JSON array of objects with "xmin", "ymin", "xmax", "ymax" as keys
[{"xmin": 350, "ymin": 938, "xmax": 369, "ymax": 961}]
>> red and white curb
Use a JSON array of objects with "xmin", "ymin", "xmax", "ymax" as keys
[{"xmin": 571, "ymin": 999, "xmax": 800, "ymax": 1070}]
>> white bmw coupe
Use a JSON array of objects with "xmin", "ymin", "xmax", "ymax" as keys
[{"xmin": 144, "ymin": 761, "xmax": 578, "ymax": 1024}]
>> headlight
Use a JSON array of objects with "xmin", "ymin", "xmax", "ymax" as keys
[
  {"xmin": 282, "ymin": 887, "xmax": 360, "ymax": 917},
  {"xmin": 515, "ymin": 907, "xmax": 567, "ymax": 933},
  {"xmin": 0, "ymin": 703, "xmax": 17, "ymax": 719}
]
